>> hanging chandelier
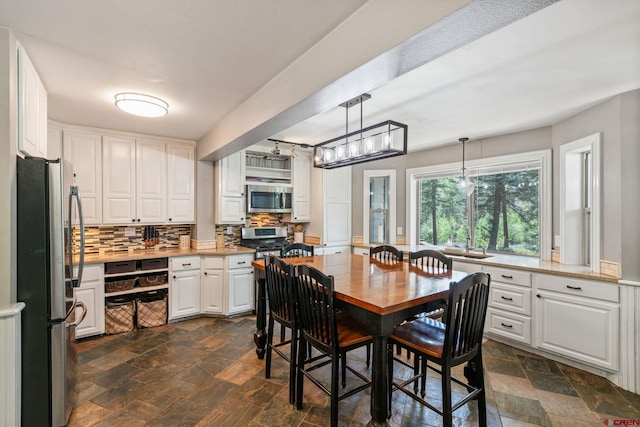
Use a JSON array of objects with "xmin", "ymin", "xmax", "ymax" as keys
[
  {"xmin": 313, "ymin": 94, "xmax": 407, "ymax": 169},
  {"xmin": 456, "ymin": 137, "xmax": 475, "ymax": 196}
]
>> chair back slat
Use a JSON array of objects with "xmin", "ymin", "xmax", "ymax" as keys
[
  {"xmin": 370, "ymin": 245, "xmax": 403, "ymax": 262},
  {"xmin": 281, "ymin": 243, "xmax": 314, "ymax": 258},
  {"xmin": 295, "ymin": 264, "xmax": 336, "ymax": 353},
  {"xmin": 264, "ymin": 256, "xmax": 295, "ymax": 323},
  {"xmin": 443, "ymin": 272, "xmax": 490, "ymax": 364},
  {"xmin": 408, "ymin": 249, "xmax": 452, "ymax": 271}
]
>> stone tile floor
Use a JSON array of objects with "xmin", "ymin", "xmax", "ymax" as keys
[{"xmin": 70, "ymin": 316, "xmax": 640, "ymax": 426}]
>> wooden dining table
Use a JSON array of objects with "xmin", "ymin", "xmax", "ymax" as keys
[{"xmin": 252, "ymin": 253, "xmax": 470, "ymax": 426}]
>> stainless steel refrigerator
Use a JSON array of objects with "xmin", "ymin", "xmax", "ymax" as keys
[{"xmin": 17, "ymin": 156, "xmax": 86, "ymax": 427}]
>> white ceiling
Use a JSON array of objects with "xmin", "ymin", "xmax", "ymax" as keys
[
  {"xmin": 1, "ymin": 0, "xmax": 639, "ymax": 152},
  {"xmin": 0, "ymin": 0, "xmax": 367, "ymax": 140},
  {"xmin": 270, "ymin": 0, "xmax": 640, "ymax": 152}
]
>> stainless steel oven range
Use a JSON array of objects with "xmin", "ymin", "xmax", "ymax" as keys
[{"xmin": 241, "ymin": 226, "xmax": 289, "ymax": 259}]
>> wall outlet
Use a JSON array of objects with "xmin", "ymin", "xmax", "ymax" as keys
[
  {"xmin": 226, "ymin": 226, "xmax": 233, "ymax": 235},
  {"xmin": 125, "ymin": 227, "xmax": 136, "ymax": 237},
  {"xmin": 554, "ymin": 235, "xmax": 560, "ymax": 247},
  {"xmin": 397, "ymin": 227, "xmax": 403, "ymax": 235}
]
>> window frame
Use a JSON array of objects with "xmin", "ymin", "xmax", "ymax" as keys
[{"xmin": 407, "ymin": 150, "xmax": 552, "ymax": 260}]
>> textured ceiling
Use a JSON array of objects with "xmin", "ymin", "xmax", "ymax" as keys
[
  {"xmin": 0, "ymin": 0, "xmax": 367, "ymax": 140},
  {"xmin": 270, "ymin": 0, "xmax": 640, "ymax": 152}
]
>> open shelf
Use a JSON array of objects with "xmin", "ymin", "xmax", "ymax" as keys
[
  {"xmin": 106, "ymin": 284, "xmax": 169, "ymax": 297},
  {"xmin": 104, "ymin": 267, "xmax": 168, "ymax": 278}
]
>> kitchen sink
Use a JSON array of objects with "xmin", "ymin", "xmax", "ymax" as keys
[{"xmin": 441, "ymin": 248, "xmax": 493, "ymax": 259}]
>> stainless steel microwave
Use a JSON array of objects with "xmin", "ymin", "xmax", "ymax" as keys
[{"xmin": 246, "ymin": 184, "xmax": 293, "ymax": 213}]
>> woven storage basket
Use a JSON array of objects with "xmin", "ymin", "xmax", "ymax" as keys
[
  {"xmin": 105, "ymin": 301, "xmax": 134, "ymax": 334},
  {"xmin": 136, "ymin": 296, "xmax": 167, "ymax": 328},
  {"xmin": 105, "ymin": 278, "xmax": 136, "ymax": 293},
  {"xmin": 138, "ymin": 273, "xmax": 167, "ymax": 288}
]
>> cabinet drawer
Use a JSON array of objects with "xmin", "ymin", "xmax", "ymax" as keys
[
  {"xmin": 202, "ymin": 256, "xmax": 224, "ymax": 270},
  {"xmin": 352, "ymin": 247, "xmax": 370, "ymax": 256},
  {"xmin": 170, "ymin": 256, "xmax": 201, "ymax": 271},
  {"xmin": 484, "ymin": 266, "xmax": 531, "ymax": 287},
  {"xmin": 226, "ymin": 254, "xmax": 254, "ymax": 270},
  {"xmin": 80, "ymin": 264, "xmax": 103, "ymax": 281},
  {"xmin": 485, "ymin": 308, "xmax": 531, "ymax": 344},
  {"xmin": 453, "ymin": 261, "xmax": 482, "ymax": 274},
  {"xmin": 322, "ymin": 246, "xmax": 350, "ymax": 255},
  {"xmin": 535, "ymin": 274, "xmax": 618, "ymax": 303},
  {"xmin": 489, "ymin": 282, "xmax": 531, "ymax": 315}
]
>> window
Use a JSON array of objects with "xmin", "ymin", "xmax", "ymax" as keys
[
  {"xmin": 408, "ymin": 150, "xmax": 551, "ymax": 259},
  {"xmin": 363, "ymin": 170, "xmax": 396, "ymax": 244}
]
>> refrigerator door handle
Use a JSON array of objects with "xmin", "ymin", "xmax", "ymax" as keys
[
  {"xmin": 68, "ymin": 301, "xmax": 87, "ymax": 327},
  {"xmin": 70, "ymin": 186, "xmax": 85, "ymax": 287}
]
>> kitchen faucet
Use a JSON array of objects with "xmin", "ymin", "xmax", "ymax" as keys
[{"xmin": 465, "ymin": 226, "xmax": 474, "ymax": 252}]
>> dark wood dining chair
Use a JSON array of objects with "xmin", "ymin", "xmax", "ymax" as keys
[
  {"xmin": 280, "ymin": 243, "xmax": 314, "ymax": 258},
  {"xmin": 387, "ymin": 272, "xmax": 491, "ymax": 427},
  {"xmin": 369, "ymin": 244, "xmax": 403, "ymax": 261},
  {"xmin": 264, "ymin": 256, "xmax": 298, "ymax": 404},
  {"xmin": 294, "ymin": 264, "xmax": 372, "ymax": 427},
  {"xmin": 408, "ymin": 249, "xmax": 452, "ymax": 270}
]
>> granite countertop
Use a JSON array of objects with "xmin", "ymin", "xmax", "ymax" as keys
[
  {"xmin": 81, "ymin": 246, "xmax": 255, "ymax": 264},
  {"xmin": 352, "ymin": 243, "xmax": 618, "ymax": 283}
]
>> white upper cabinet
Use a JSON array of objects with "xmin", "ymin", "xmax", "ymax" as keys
[
  {"xmin": 167, "ymin": 142, "xmax": 195, "ymax": 223},
  {"xmin": 103, "ymin": 135, "xmax": 137, "ymax": 224},
  {"xmin": 17, "ymin": 45, "xmax": 47, "ymax": 158},
  {"xmin": 136, "ymin": 139, "xmax": 167, "ymax": 223},
  {"xmin": 63, "ymin": 130, "xmax": 102, "ymax": 225},
  {"xmin": 215, "ymin": 149, "xmax": 246, "ymax": 224},
  {"xmin": 291, "ymin": 150, "xmax": 311, "ymax": 222}
]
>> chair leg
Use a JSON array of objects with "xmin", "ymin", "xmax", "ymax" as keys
[
  {"xmin": 412, "ymin": 353, "xmax": 420, "ymax": 394},
  {"xmin": 288, "ymin": 326, "xmax": 298, "ymax": 405},
  {"xmin": 366, "ymin": 343, "xmax": 371, "ymax": 368},
  {"xmin": 331, "ymin": 352, "xmax": 340, "ymax": 427},
  {"xmin": 420, "ymin": 356, "xmax": 427, "ymax": 398},
  {"xmin": 296, "ymin": 337, "xmax": 307, "ymax": 410},
  {"xmin": 341, "ymin": 353, "xmax": 347, "ymax": 388},
  {"xmin": 475, "ymin": 355, "xmax": 487, "ymax": 427},
  {"xmin": 387, "ymin": 341, "xmax": 394, "ymax": 419},
  {"xmin": 265, "ymin": 317, "xmax": 274, "ymax": 379},
  {"xmin": 442, "ymin": 367, "xmax": 453, "ymax": 426}
]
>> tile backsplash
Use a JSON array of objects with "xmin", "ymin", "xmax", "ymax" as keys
[{"xmin": 74, "ymin": 225, "xmax": 192, "ymax": 254}]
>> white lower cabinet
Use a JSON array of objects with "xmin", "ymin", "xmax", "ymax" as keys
[
  {"xmin": 201, "ymin": 257, "xmax": 224, "ymax": 315},
  {"xmin": 226, "ymin": 254, "xmax": 254, "ymax": 315},
  {"xmin": 169, "ymin": 256, "xmax": 201, "ymax": 320},
  {"xmin": 74, "ymin": 264, "xmax": 105, "ymax": 339},
  {"xmin": 534, "ymin": 274, "xmax": 619, "ymax": 371},
  {"xmin": 320, "ymin": 246, "xmax": 350, "ymax": 255}
]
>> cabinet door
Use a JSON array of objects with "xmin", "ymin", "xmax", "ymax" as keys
[
  {"xmin": 323, "ymin": 167, "xmax": 351, "ymax": 246},
  {"xmin": 535, "ymin": 290, "xmax": 619, "ymax": 371},
  {"xmin": 227, "ymin": 268, "xmax": 253, "ymax": 315},
  {"xmin": 63, "ymin": 131, "xmax": 102, "ymax": 225},
  {"xmin": 136, "ymin": 139, "xmax": 167, "ymax": 223},
  {"xmin": 201, "ymin": 269, "xmax": 224, "ymax": 314},
  {"xmin": 103, "ymin": 135, "xmax": 136, "ymax": 224},
  {"xmin": 17, "ymin": 46, "xmax": 47, "ymax": 158},
  {"xmin": 170, "ymin": 270, "xmax": 201, "ymax": 319},
  {"xmin": 292, "ymin": 151, "xmax": 311, "ymax": 221},
  {"xmin": 73, "ymin": 265, "xmax": 104, "ymax": 338},
  {"xmin": 220, "ymin": 150, "xmax": 246, "ymax": 197},
  {"xmin": 167, "ymin": 142, "xmax": 195, "ymax": 223}
]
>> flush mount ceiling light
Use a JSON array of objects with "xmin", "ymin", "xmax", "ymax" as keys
[
  {"xmin": 456, "ymin": 137, "xmax": 475, "ymax": 196},
  {"xmin": 114, "ymin": 92, "xmax": 169, "ymax": 117},
  {"xmin": 313, "ymin": 94, "xmax": 407, "ymax": 169}
]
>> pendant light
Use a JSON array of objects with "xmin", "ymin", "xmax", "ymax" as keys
[{"xmin": 457, "ymin": 137, "xmax": 475, "ymax": 196}]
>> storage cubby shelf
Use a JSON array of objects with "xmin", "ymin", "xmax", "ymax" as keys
[
  {"xmin": 106, "ymin": 284, "xmax": 169, "ymax": 297},
  {"xmin": 104, "ymin": 267, "xmax": 168, "ymax": 278}
]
